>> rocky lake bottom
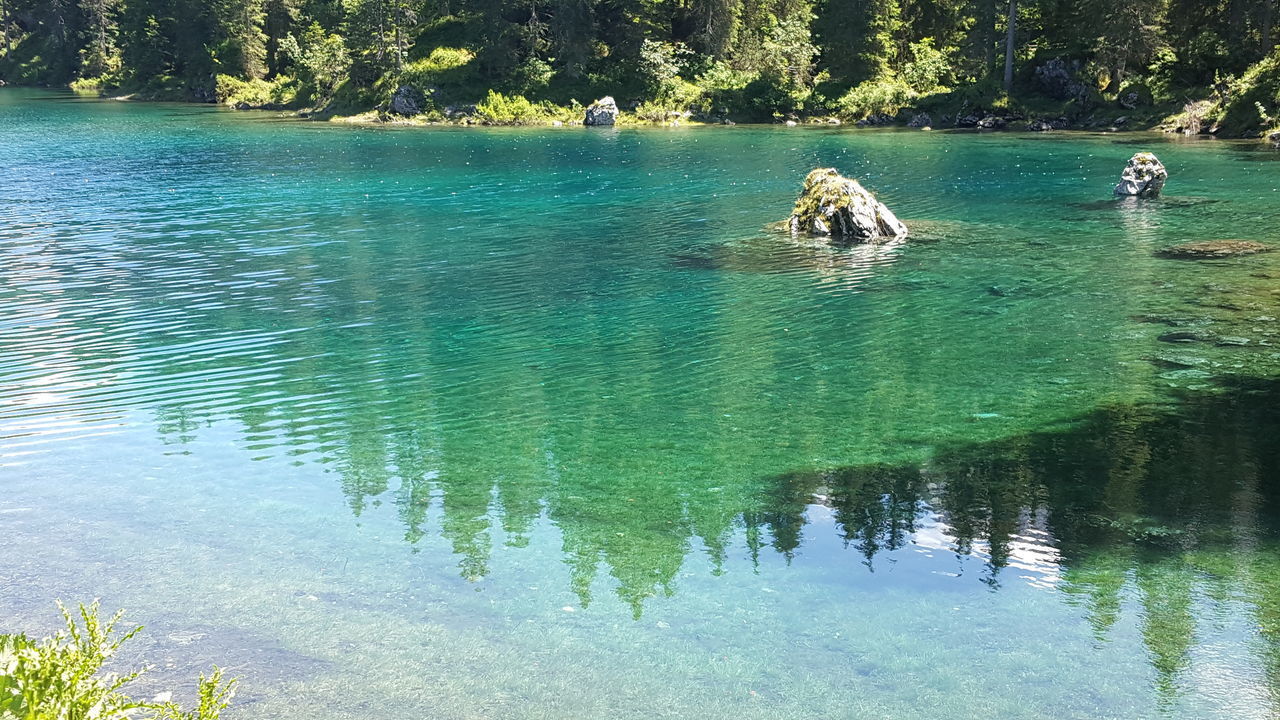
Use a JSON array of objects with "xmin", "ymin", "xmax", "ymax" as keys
[{"xmin": 4, "ymin": 88, "xmax": 1280, "ymax": 718}]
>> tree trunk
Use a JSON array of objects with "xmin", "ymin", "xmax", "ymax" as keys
[
  {"xmin": 1229, "ymin": 0, "xmax": 1245, "ymax": 43},
  {"xmin": 1264, "ymin": 0, "xmax": 1275, "ymax": 53},
  {"xmin": 980, "ymin": 0, "xmax": 995, "ymax": 74},
  {"xmin": 1003, "ymin": 0, "xmax": 1016, "ymax": 92},
  {"xmin": 394, "ymin": 3, "xmax": 403, "ymax": 72},
  {"xmin": 96, "ymin": 0, "xmax": 108, "ymax": 67},
  {"xmin": 377, "ymin": 0, "xmax": 387, "ymax": 65}
]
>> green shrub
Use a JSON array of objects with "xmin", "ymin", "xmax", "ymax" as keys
[
  {"xmin": 508, "ymin": 57, "xmax": 555, "ymax": 94},
  {"xmin": 400, "ymin": 46, "xmax": 476, "ymax": 96},
  {"xmin": 474, "ymin": 90, "xmax": 557, "ymax": 125},
  {"xmin": 637, "ymin": 40, "xmax": 691, "ymax": 98},
  {"xmin": 633, "ymin": 77, "xmax": 705, "ymax": 121},
  {"xmin": 1217, "ymin": 49, "xmax": 1280, "ymax": 136},
  {"xmin": 741, "ymin": 71, "xmax": 809, "ymax": 119},
  {"xmin": 214, "ymin": 74, "xmax": 297, "ymax": 108},
  {"xmin": 69, "ymin": 76, "xmax": 107, "ymax": 93},
  {"xmin": 0, "ymin": 601, "xmax": 236, "ymax": 720},
  {"xmin": 901, "ymin": 40, "xmax": 952, "ymax": 93},
  {"xmin": 836, "ymin": 77, "xmax": 917, "ymax": 119},
  {"xmin": 633, "ymin": 100, "xmax": 682, "ymax": 123},
  {"xmin": 696, "ymin": 61, "xmax": 750, "ymax": 114},
  {"xmin": 279, "ymin": 23, "xmax": 351, "ymax": 103}
]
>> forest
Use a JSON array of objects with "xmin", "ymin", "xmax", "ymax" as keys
[{"xmin": 2, "ymin": 0, "xmax": 1279, "ymax": 132}]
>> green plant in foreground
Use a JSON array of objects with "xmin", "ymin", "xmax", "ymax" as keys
[{"xmin": 0, "ymin": 601, "xmax": 235, "ymax": 720}]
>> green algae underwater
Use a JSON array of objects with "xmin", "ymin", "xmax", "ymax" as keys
[{"xmin": 4, "ymin": 88, "xmax": 1280, "ymax": 718}]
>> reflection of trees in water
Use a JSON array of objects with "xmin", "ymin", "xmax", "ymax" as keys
[
  {"xmin": 10, "ymin": 207, "xmax": 1280, "ymax": 698},
  {"xmin": 244, "ymin": 370, "xmax": 1280, "ymax": 666},
  {"xmin": 123, "ymin": 275, "xmax": 1280, "ymax": 692},
  {"xmin": 762, "ymin": 381, "xmax": 1280, "ymax": 702}
]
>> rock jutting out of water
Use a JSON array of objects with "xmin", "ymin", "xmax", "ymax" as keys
[
  {"xmin": 584, "ymin": 97, "xmax": 619, "ymax": 126},
  {"xmin": 1114, "ymin": 152, "xmax": 1168, "ymax": 198},
  {"xmin": 786, "ymin": 168, "xmax": 909, "ymax": 243},
  {"xmin": 1156, "ymin": 240, "xmax": 1270, "ymax": 259}
]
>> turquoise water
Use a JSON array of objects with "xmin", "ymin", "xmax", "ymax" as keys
[{"xmin": 4, "ymin": 88, "xmax": 1280, "ymax": 718}]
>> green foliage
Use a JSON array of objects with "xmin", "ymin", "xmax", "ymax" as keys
[
  {"xmin": 0, "ymin": 601, "xmax": 236, "ymax": 720},
  {"xmin": 474, "ymin": 89, "xmax": 564, "ymax": 125},
  {"xmin": 214, "ymin": 73, "xmax": 297, "ymax": 107},
  {"xmin": 506, "ymin": 56, "xmax": 555, "ymax": 95},
  {"xmin": 901, "ymin": 39, "xmax": 952, "ymax": 92},
  {"xmin": 636, "ymin": 40, "xmax": 691, "ymax": 98},
  {"xmin": 633, "ymin": 97, "xmax": 695, "ymax": 122},
  {"xmin": 279, "ymin": 22, "xmax": 349, "ymax": 101},
  {"xmin": 1216, "ymin": 49, "xmax": 1280, "ymax": 136},
  {"xmin": 836, "ymin": 77, "xmax": 917, "ymax": 119},
  {"xmin": 69, "ymin": 76, "xmax": 108, "ymax": 92},
  {"xmin": 398, "ymin": 47, "xmax": 475, "ymax": 102},
  {"xmin": 697, "ymin": 60, "xmax": 753, "ymax": 100},
  {"xmin": 0, "ymin": 0, "xmax": 1277, "ymax": 131}
]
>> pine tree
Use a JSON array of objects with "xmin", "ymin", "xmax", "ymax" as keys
[
  {"xmin": 213, "ymin": 0, "xmax": 268, "ymax": 78},
  {"xmin": 1002, "ymin": 0, "xmax": 1014, "ymax": 91},
  {"xmin": 79, "ymin": 0, "xmax": 119, "ymax": 78},
  {"xmin": 550, "ymin": 0, "xmax": 595, "ymax": 79}
]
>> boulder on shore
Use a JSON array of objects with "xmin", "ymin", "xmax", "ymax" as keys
[
  {"xmin": 787, "ymin": 168, "xmax": 908, "ymax": 243},
  {"xmin": 1156, "ymin": 240, "xmax": 1270, "ymax": 259},
  {"xmin": 585, "ymin": 96, "xmax": 619, "ymax": 126},
  {"xmin": 1114, "ymin": 152, "xmax": 1167, "ymax": 197},
  {"xmin": 389, "ymin": 85, "xmax": 425, "ymax": 116}
]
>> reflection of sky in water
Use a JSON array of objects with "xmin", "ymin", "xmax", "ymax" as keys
[{"xmin": 3, "ymin": 90, "xmax": 1280, "ymax": 718}]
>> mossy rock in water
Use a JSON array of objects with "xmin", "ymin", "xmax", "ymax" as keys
[
  {"xmin": 1114, "ymin": 152, "xmax": 1167, "ymax": 197},
  {"xmin": 786, "ymin": 168, "xmax": 908, "ymax": 243},
  {"xmin": 1156, "ymin": 240, "xmax": 1270, "ymax": 259}
]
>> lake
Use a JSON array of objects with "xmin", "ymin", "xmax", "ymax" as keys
[{"xmin": 3, "ymin": 88, "xmax": 1280, "ymax": 719}]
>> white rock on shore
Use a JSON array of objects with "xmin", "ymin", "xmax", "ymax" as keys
[{"xmin": 585, "ymin": 97, "xmax": 619, "ymax": 126}]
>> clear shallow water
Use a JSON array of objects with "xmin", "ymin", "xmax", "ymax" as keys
[{"xmin": 4, "ymin": 89, "xmax": 1280, "ymax": 718}]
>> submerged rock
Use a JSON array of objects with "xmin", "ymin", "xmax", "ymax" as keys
[
  {"xmin": 1159, "ymin": 330, "xmax": 1211, "ymax": 343},
  {"xmin": 1114, "ymin": 152, "xmax": 1168, "ymax": 197},
  {"xmin": 585, "ymin": 96, "xmax": 619, "ymax": 126},
  {"xmin": 787, "ymin": 168, "xmax": 908, "ymax": 242},
  {"xmin": 1156, "ymin": 240, "xmax": 1270, "ymax": 259}
]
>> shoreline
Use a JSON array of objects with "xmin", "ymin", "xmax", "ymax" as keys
[{"xmin": 5, "ymin": 83, "xmax": 1270, "ymax": 142}]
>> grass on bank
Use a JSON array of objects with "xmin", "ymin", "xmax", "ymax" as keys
[{"xmin": 0, "ymin": 601, "xmax": 235, "ymax": 720}]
